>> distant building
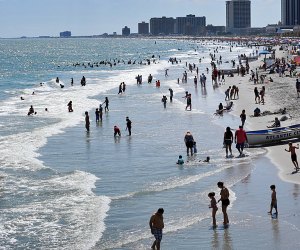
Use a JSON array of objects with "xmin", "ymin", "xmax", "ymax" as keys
[
  {"xmin": 281, "ymin": 0, "xmax": 300, "ymax": 26},
  {"xmin": 206, "ymin": 25, "xmax": 226, "ymax": 35},
  {"xmin": 60, "ymin": 31, "xmax": 71, "ymax": 37},
  {"xmin": 138, "ymin": 21, "xmax": 149, "ymax": 35},
  {"xmin": 150, "ymin": 17, "xmax": 175, "ymax": 35},
  {"xmin": 122, "ymin": 26, "xmax": 130, "ymax": 36},
  {"xmin": 226, "ymin": 0, "xmax": 251, "ymax": 34},
  {"xmin": 175, "ymin": 15, "xmax": 206, "ymax": 35}
]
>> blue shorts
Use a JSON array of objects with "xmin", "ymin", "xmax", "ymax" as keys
[{"xmin": 152, "ymin": 228, "xmax": 163, "ymax": 241}]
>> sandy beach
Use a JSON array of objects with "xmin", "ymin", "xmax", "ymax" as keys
[{"xmin": 218, "ymin": 44, "xmax": 300, "ymax": 184}]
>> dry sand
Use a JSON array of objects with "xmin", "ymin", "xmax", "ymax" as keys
[{"xmin": 219, "ymin": 45, "xmax": 300, "ymax": 184}]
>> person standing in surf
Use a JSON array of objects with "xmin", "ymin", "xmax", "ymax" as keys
[
  {"xmin": 184, "ymin": 131, "xmax": 194, "ymax": 156},
  {"xmin": 234, "ymin": 126, "xmax": 248, "ymax": 156},
  {"xmin": 217, "ymin": 182, "xmax": 230, "ymax": 226},
  {"xmin": 103, "ymin": 97, "xmax": 109, "ymax": 112},
  {"xmin": 126, "ymin": 116, "xmax": 132, "ymax": 136},
  {"xmin": 85, "ymin": 111, "xmax": 90, "ymax": 132},
  {"xmin": 208, "ymin": 192, "xmax": 218, "ymax": 228},
  {"xmin": 223, "ymin": 127, "xmax": 233, "ymax": 158},
  {"xmin": 185, "ymin": 94, "xmax": 192, "ymax": 111},
  {"xmin": 149, "ymin": 208, "xmax": 164, "ymax": 250}
]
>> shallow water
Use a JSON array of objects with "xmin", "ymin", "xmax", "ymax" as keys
[{"xmin": 0, "ymin": 38, "xmax": 299, "ymax": 249}]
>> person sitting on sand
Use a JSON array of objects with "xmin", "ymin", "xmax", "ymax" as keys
[
  {"xmin": 176, "ymin": 155, "xmax": 184, "ymax": 165},
  {"xmin": 254, "ymin": 107, "xmax": 261, "ymax": 117},
  {"xmin": 267, "ymin": 117, "xmax": 280, "ymax": 128}
]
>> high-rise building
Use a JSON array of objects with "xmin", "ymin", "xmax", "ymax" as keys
[
  {"xmin": 150, "ymin": 17, "xmax": 175, "ymax": 35},
  {"xmin": 175, "ymin": 15, "xmax": 206, "ymax": 35},
  {"xmin": 138, "ymin": 22, "xmax": 149, "ymax": 35},
  {"xmin": 60, "ymin": 31, "xmax": 71, "ymax": 37},
  {"xmin": 122, "ymin": 26, "xmax": 130, "ymax": 36},
  {"xmin": 226, "ymin": 0, "xmax": 251, "ymax": 34},
  {"xmin": 282, "ymin": 0, "xmax": 300, "ymax": 26}
]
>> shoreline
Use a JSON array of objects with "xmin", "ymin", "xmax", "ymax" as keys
[{"xmin": 217, "ymin": 45, "xmax": 300, "ymax": 185}]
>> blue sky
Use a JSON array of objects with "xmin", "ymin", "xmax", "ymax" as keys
[{"xmin": 0, "ymin": 0, "xmax": 280, "ymax": 37}]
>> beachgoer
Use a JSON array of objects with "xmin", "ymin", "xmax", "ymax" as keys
[
  {"xmin": 95, "ymin": 108, "xmax": 100, "ymax": 122},
  {"xmin": 268, "ymin": 185, "xmax": 278, "ymax": 215},
  {"xmin": 27, "ymin": 105, "xmax": 35, "ymax": 116},
  {"xmin": 217, "ymin": 182, "xmax": 230, "ymax": 226},
  {"xmin": 193, "ymin": 141, "xmax": 197, "ymax": 154},
  {"xmin": 240, "ymin": 110, "xmax": 246, "ymax": 127},
  {"xmin": 254, "ymin": 87, "xmax": 260, "ymax": 104},
  {"xmin": 208, "ymin": 192, "xmax": 218, "ymax": 228},
  {"xmin": 224, "ymin": 127, "xmax": 233, "ymax": 158},
  {"xmin": 176, "ymin": 155, "xmax": 184, "ymax": 165},
  {"xmin": 126, "ymin": 116, "xmax": 132, "ymax": 136},
  {"xmin": 168, "ymin": 88, "xmax": 173, "ymax": 102},
  {"xmin": 285, "ymin": 142, "xmax": 300, "ymax": 171},
  {"xmin": 85, "ymin": 111, "xmax": 90, "ymax": 132},
  {"xmin": 161, "ymin": 95, "xmax": 167, "ymax": 108},
  {"xmin": 184, "ymin": 131, "xmax": 194, "ymax": 156},
  {"xmin": 114, "ymin": 125, "xmax": 121, "ymax": 136},
  {"xmin": 103, "ymin": 97, "xmax": 109, "ymax": 112},
  {"xmin": 67, "ymin": 101, "xmax": 73, "ymax": 112},
  {"xmin": 185, "ymin": 94, "xmax": 192, "ymax": 111},
  {"xmin": 234, "ymin": 125, "xmax": 248, "ymax": 156},
  {"xmin": 254, "ymin": 107, "xmax": 261, "ymax": 117},
  {"xmin": 99, "ymin": 104, "xmax": 103, "ymax": 121},
  {"xmin": 267, "ymin": 117, "xmax": 280, "ymax": 128},
  {"xmin": 149, "ymin": 208, "xmax": 164, "ymax": 250}
]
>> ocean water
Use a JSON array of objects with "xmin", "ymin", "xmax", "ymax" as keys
[{"xmin": 0, "ymin": 38, "xmax": 300, "ymax": 249}]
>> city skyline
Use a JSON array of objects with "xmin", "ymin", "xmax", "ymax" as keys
[{"xmin": 0, "ymin": 0, "xmax": 280, "ymax": 38}]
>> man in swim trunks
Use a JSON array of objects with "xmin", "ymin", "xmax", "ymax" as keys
[
  {"xmin": 149, "ymin": 208, "xmax": 164, "ymax": 250},
  {"xmin": 234, "ymin": 125, "xmax": 248, "ymax": 156},
  {"xmin": 285, "ymin": 142, "xmax": 300, "ymax": 171}
]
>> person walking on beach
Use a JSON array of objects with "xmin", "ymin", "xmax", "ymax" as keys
[
  {"xmin": 126, "ymin": 116, "xmax": 132, "ymax": 136},
  {"xmin": 184, "ymin": 131, "xmax": 194, "ymax": 156},
  {"xmin": 208, "ymin": 192, "xmax": 218, "ymax": 228},
  {"xmin": 168, "ymin": 88, "xmax": 173, "ymax": 102},
  {"xmin": 217, "ymin": 182, "xmax": 230, "ymax": 226},
  {"xmin": 85, "ymin": 111, "xmax": 90, "ymax": 132},
  {"xmin": 103, "ymin": 97, "xmax": 109, "ymax": 112},
  {"xmin": 285, "ymin": 142, "xmax": 300, "ymax": 171},
  {"xmin": 185, "ymin": 94, "xmax": 192, "ymax": 111},
  {"xmin": 268, "ymin": 185, "xmax": 278, "ymax": 215},
  {"xmin": 240, "ymin": 110, "xmax": 246, "ymax": 128},
  {"xmin": 149, "ymin": 208, "xmax": 164, "ymax": 250},
  {"xmin": 234, "ymin": 125, "xmax": 248, "ymax": 156},
  {"xmin": 224, "ymin": 127, "xmax": 233, "ymax": 158},
  {"xmin": 254, "ymin": 87, "xmax": 260, "ymax": 104}
]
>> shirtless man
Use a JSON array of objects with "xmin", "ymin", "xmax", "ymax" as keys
[{"xmin": 285, "ymin": 142, "xmax": 300, "ymax": 171}]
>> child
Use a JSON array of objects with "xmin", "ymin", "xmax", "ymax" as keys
[
  {"xmin": 193, "ymin": 141, "xmax": 197, "ymax": 154},
  {"xmin": 285, "ymin": 142, "xmax": 300, "ymax": 171},
  {"xmin": 208, "ymin": 192, "xmax": 218, "ymax": 228},
  {"xmin": 268, "ymin": 185, "xmax": 278, "ymax": 215},
  {"xmin": 176, "ymin": 155, "xmax": 184, "ymax": 165}
]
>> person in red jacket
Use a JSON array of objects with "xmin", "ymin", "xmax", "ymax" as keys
[{"xmin": 234, "ymin": 125, "xmax": 248, "ymax": 156}]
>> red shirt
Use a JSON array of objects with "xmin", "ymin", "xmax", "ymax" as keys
[{"xmin": 235, "ymin": 129, "xmax": 247, "ymax": 144}]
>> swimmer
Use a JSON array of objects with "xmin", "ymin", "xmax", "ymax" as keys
[{"xmin": 176, "ymin": 155, "xmax": 184, "ymax": 165}]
